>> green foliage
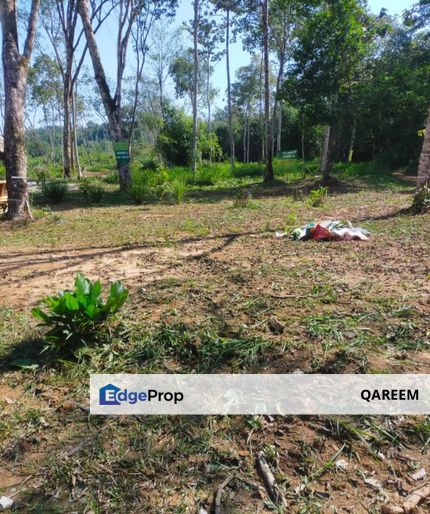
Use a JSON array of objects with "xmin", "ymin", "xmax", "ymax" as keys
[
  {"xmin": 41, "ymin": 179, "xmax": 68, "ymax": 203},
  {"xmin": 284, "ymin": 211, "xmax": 298, "ymax": 233},
  {"xmin": 104, "ymin": 170, "xmax": 119, "ymax": 184},
  {"xmin": 32, "ymin": 273, "xmax": 128, "ymax": 353},
  {"xmin": 232, "ymin": 162, "xmax": 264, "ymax": 178},
  {"xmin": 129, "ymin": 171, "xmax": 150, "ymax": 205},
  {"xmin": 80, "ymin": 179, "xmax": 104, "ymax": 203},
  {"xmin": 411, "ymin": 185, "xmax": 430, "ymax": 214},
  {"xmin": 309, "ymin": 186, "xmax": 328, "ymax": 207},
  {"xmin": 129, "ymin": 167, "xmax": 170, "ymax": 204},
  {"xmin": 156, "ymin": 104, "xmax": 193, "ymax": 166},
  {"xmin": 170, "ymin": 177, "xmax": 187, "ymax": 204}
]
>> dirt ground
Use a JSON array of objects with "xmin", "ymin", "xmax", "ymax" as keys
[{"xmin": 1, "ymin": 185, "xmax": 430, "ymax": 513}]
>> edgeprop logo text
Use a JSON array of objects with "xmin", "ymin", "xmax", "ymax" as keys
[{"xmin": 99, "ymin": 383, "xmax": 184, "ymax": 406}]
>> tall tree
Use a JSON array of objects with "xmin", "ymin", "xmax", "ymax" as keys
[
  {"xmin": 212, "ymin": 1, "xmax": 242, "ymax": 170},
  {"xmin": 285, "ymin": 0, "xmax": 368, "ymax": 180},
  {"xmin": 78, "ymin": 0, "xmax": 175, "ymax": 189},
  {"xmin": 0, "ymin": 0, "xmax": 40, "ymax": 221},
  {"xmin": 262, "ymin": 0, "xmax": 273, "ymax": 181},
  {"xmin": 192, "ymin": 0, "xmax": 200, "ymax": 177}
]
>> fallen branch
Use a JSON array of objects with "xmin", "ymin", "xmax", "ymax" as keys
[
  {"xmin": 214, "ymin": 474, "xmax": 234, "ymax": 514},
  {"xmin": 256, "ymin": 452, "xmax": 287, "ymax": 508}
]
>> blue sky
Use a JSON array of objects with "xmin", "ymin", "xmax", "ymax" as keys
[{"xmin": 95, "ymin": 0, "xmax": 415, "ymax": 111}]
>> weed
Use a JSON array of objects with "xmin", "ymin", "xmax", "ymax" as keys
[{"xmin": 308, "ymin": 186, "xmax": 328, "ymax": 207}]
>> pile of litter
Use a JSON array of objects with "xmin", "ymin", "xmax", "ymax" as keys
[{"xmin": 276, "ymin": 220, "xmax": 370, "ymax": 242}]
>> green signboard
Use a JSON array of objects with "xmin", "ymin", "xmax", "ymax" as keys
[
  {"xmin": 113, "ymin": 141, "xmax": 130, "ymax": 165},
  {"xmin": 277, "ymin": 150, "xmax": 298, "ymax": 160}
]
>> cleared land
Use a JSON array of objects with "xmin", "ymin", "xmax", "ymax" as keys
[{"xmin": 0, "ymin": 170, "xmax": 430, "ymax": 513}]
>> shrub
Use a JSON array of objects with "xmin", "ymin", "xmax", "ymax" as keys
[
  {"xmin": 80, "ymin": 179, "xmax": 104, "ymax": 203},
  {"xmin": 32, "ymin": 273, "xmax": 128, "ymax": 353},
  {"xmin": 411, "ymin": 185, "xmax": 430, "ymax": 214},
  {"xmin": 41, "ymin": 179, "xmax": 68, "ymax": 203},
  {"xmin": 308, "ymin": 186, "xmax": 328, "ymax": 207},
  {"xmin": 170, "ymin": 177, "xmax": 187, "ymax": 204}
]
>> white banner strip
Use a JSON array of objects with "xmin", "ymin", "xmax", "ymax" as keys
[{"xmin": 90, "ymin": 374, "xmax": 430, "ymax": 415}]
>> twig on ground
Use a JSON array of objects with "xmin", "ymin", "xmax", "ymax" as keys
[
  {"xmin": 256, "ymin": 452, "xmax": 287, "ymax": 508},
  {"xmin": 214, "ymin": 474, "xmax": 234, "ymax": 514}
]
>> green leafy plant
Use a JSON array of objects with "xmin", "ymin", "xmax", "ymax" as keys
[
  {"xmin": 32, "ymin": 273, "xmax": 128, "ymax": 353},
  {"xmin": 80, "ymin": 179, "xmax": 104, "ymax": 203},
  {"xmin": 41, "ymin": 179, "xmax": 68, "ymax": 203},
  {"xmin": 308, "ymin": 186, "xmax": 328, "ymax": 207}
]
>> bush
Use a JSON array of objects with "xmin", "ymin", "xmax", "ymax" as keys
[
  {"xmin": 41, "ymin": 179, "xmax": 68, "ymax": 203},
  {"xmin": 80, "ymin": 179, "xmax": 104, "ymax": 203},
  {"xmin": 32, "ymin": 273, "xmax": 128, "ymax": 353},
  {"xmin": 308, "ymin": 186, "xmax": 328, "ymax": 207}
]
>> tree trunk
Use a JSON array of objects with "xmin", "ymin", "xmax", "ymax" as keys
[
  {"xmin": 320, "ymin": 124, "xmax": 332, "ymax": 180},
  {"xmin": 1, "ymin": 0, "xmax": 40, "ymax": 221},
  {"xmin": 262, "ymin": 0, "xmax": 273, "ymax": 182},
  {"xmin": 246, "ymin": 113, "xmax": 250, "ymax": 163},
  {"xmin": 72, "ymin": 85, "xmax": 82, "ymax": 179},
  {"xmin": 192, "ymin": 0, "xmax": 199, "ymax": 177},
  {"xmin": 226, "ymin": 8, "xmax": 235, "ymax": 170},
  {"xmin": 301, "ymin": 112, "xmax": 306, "ymax": 162},
  {"xmin": 276, "ymin": 102, "xmax": 282, "ymax": 153},
  {"xmin": 417, "ymin": 104, "xmax": 430, "ymax": 189},
  {"xmin": 207, "ymin": 54, "xmax": 212, "ymax": 165},
  {"xmin": 348, "ymin": 119, "xmax": 356, "ymax": 163},
  {"xmin": 63, "ymin": 85, "xmax": 73, "ymax": 178}
]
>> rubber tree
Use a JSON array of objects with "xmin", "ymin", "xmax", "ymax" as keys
[
  {"xmin": 77, "ymin": 0, "xmax": 144, "ymax": 190},
  {"xmin": 0, "ymin": 0, "xmax": 41, "ymax": 221}
]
